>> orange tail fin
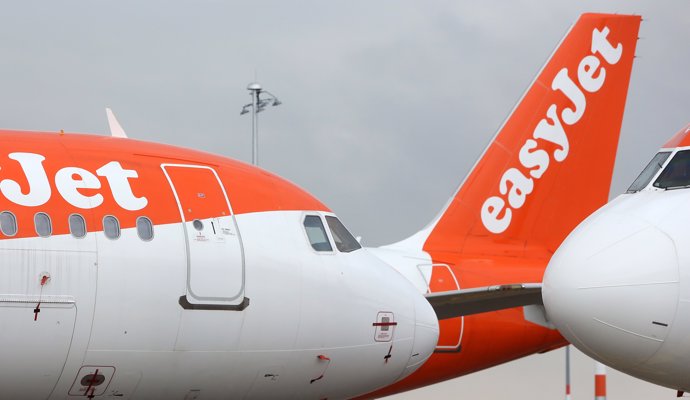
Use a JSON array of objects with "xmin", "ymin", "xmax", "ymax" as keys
[{"xmin": 419, "ymin": 13, "xmax": 641, "ymax": 257}]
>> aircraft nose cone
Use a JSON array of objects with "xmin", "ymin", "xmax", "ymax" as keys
[
  {"xmin": 397, "ymin": 291, "xmax": 439, "ymax": 380},
  {"xmin": 543, "ymin": 210, "xmax": 680, "ymax": 367}
]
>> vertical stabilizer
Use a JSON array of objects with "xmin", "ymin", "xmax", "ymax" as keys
[{"xmin": 392, "ymin": 14, "xmax": 642, "ymax": 258}]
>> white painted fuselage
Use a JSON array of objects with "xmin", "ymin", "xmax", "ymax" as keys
[{"xmin": 0, "ymin": 132, "xmax": 438, "ymax": 400}]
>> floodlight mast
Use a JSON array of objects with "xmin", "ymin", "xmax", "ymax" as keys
[{"xmin": 240, "ymin": 82, "xmax": 281, "ymax": 166}]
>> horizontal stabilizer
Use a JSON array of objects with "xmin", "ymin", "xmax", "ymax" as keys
[{"xmin": 425, "ymin": 283, "xmax": 542, "ymax": 320}]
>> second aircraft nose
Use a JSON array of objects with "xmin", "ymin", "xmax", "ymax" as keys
[{"xmin": 543, "ymin": 208, "xmax": 679, "ymax": 368}]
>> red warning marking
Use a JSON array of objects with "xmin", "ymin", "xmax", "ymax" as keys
[
  {"xmin": 310, "ymin": 355, "xmax": 331, "ymax": 384},
  {"xmin": 84, "ymin": 369, "xmax": 100, "ymax": 398},
  {"xmin": 68, "ymin": 365, "xmax": 115, "ymax": 397},
  {"xmin": 34, "ymin": 274, "xmax": 49, "ymax": 321},
  {"xmin": 373, "ymin": 312, "xmax": 396, "ymax": 342},
  {"xmin": 372, "ymin": 321, "xmax": 398, "ymax": 327}
]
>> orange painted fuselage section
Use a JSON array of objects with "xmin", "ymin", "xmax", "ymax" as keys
[{"xmin": 0, "ymin": 130, "xmax": 328, "ymax": 239}]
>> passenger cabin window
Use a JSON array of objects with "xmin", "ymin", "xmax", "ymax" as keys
[
  {"xmin": 303, "ymin": 215, "xmax": 333, "ymax": 252},
  {"xmin": 34, "ymin": 212, "xmax": 52, "ymax": 237},
  {"xmin": 627, "ymin": 152, "xmax": 671, "ymax": 193},
  {"xmin": 326, "ymin": 216, "xmax": 361, "ymax": 253},
  {"xmin": 0, "ymin": 211, "xmax": 18, "ymax": 236},
  {"xmin": 654, "ymin": 150, "xmax": 690, "ymax": 190},
  {"xmin": 137, "ymin": 216, "xmax": 154, "ymax": 241},
  {"xmin": 103, "ymin": 215, "xmax": 121, "ymax": 240},
  {"xmin": 69, "ymin": 214, "xmax": 87, "ymax": 238}
]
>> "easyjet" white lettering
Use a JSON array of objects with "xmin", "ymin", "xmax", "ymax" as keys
[
  {"xmin": 481, "ymin": 27, "xmax": 623, "ymax": 234},
  {"xmin": 0, "ymin": 153, "xmax": 148, "ymax": 211}
]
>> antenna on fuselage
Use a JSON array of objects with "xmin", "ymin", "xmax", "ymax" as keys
[{"xmin": 105, "ymin": 107, "xmax": 128, "ymax": 138}]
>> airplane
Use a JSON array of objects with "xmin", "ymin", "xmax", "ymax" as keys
[
  {"xmin": 543, "ymin": 122, "xmax": 690, "ymax": 396},
  {"xmin": 0, "ymin": 12, "xmax": 639, "ymax": 400},
  {"xmin": 0, "ymin": 127, "xmax": 439, "ymax": 399}
]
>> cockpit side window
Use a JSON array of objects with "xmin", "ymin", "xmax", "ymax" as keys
[
  {"xmin": 627, "ymin": 152, "xmax": 671, "ymax": 193},
  {"xmin": 654, "ymin": 150, "xmax": 690, "ymax": 190},
  {"xmin": 325, "ymin": 216, "xmax": 361, "ymax": 253},
  {"xmin": 303, "ymin": 215, "xmax": 333, "ymax": 252}
]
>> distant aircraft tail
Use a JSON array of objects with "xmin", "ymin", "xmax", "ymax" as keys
[
  {"xmin": 366, "ymin": 15, "xmax": 642, "ymax": 398},
  {"xmin": 398, "ymin": 13, "xmax": 641, "ymax": 257}
]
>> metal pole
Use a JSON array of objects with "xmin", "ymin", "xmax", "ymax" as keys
[
  {"xmin": 565, "ymin": 346, "xmax": 571, "ymax": 400},
  {"xmin": 595, "ymin": 361, "xmax": 607, "ymax": 400},
  {"xmin": 252, "ymin": 88, "xmax": 259, "ymax": 166},
  {"xmin": 247, "ymin": 83, "xmax": 262, "ymax": 166},
  {"xmin": 242, "ymin": 82, "xmax": 279, "ymax": 167}
]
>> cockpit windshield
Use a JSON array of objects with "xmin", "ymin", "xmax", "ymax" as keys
[
  {"xmin": 325, "ymin": 216, "xmax": 361, "ymax": 253},
  {"xmin": 653, "ymin": 150, "xmax": 690, "ymax": 190},
  {"xmin": 627, "ymin": 152, "xmax": 671, "ymax": 193}
]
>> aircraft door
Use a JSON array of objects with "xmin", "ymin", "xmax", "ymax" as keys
[
  {"xmin": 162, "ymin": 164, "xmax": 246, "ymax": 308},
  {"xmin": 420, "ymin": 263, "xmax": 463, "ymax": 352}
]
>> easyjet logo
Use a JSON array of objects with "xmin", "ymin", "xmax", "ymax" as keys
[
  {"xmin": 0, "ymin": 153, "xmax": 147, "ymax": 211},
  {"xmin": 481, "ymin": 27, "xmax": 623, "ymax": 234}
]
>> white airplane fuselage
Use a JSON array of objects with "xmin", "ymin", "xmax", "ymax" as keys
[{"xmin": 0, "ymin": 132, "xmax": 438, "ymax": 400}]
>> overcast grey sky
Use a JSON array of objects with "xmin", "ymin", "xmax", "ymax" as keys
[{"xmin": 1, "ymin": 1, "xmax": 687, "ymax": 398}]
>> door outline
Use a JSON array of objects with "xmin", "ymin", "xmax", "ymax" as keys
[{"xmin": 162, "ymin": 163, "xmax": 248, "ymax": 310}]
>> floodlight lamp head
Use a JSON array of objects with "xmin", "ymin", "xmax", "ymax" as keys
[{"xmin": 272, "ymin": 98, "xmax": 282, "ymax": 106}]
